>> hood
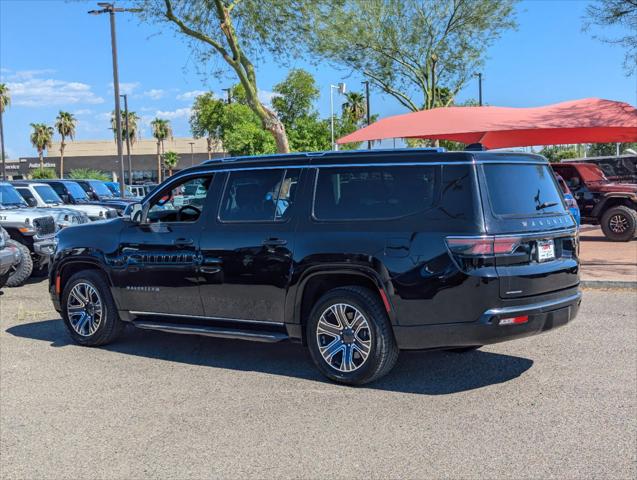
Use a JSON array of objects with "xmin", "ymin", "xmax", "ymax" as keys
[{"xmin": 591, "ymin": 182, "xmax": 637, "ymax": 194}]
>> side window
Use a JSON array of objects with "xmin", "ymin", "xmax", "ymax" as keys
[
  {"xmin": 313, "ymin": 165, "xmax": 439, "ymax": 220},
  {"xmin": 146, "ymin": 175, "xmax": 213, "ymax": 223},
  {"xmin": 50, "ymin": 183, "xmax": 65, "ymax": 196},
  {"xmin": 219, "ymin": 169, "xmax": 300, "ymax": 222},
  {"xmin": 17, "ymin": 188, "xmax": 36, "ymax": 204}
]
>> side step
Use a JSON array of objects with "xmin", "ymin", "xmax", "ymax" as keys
[{"xmin": 132, "ymin": 320, "xmax": 289, "ymax": 343}]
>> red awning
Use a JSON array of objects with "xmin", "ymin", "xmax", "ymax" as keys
[{"xmin": 337, "ymin": 98, "xmax": 637, "ymax": 148}]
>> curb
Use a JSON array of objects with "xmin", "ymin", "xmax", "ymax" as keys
[{"xmin": 581, "ymin": 280, "xmax": 637, "ymax": 290}]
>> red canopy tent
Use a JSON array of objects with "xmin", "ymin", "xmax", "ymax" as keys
[{"xmin": 337, "ymin": 98, "xmax": 637, "ymax": 149}]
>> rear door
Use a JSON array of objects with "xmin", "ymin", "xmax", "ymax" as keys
[{"xmin": 479, "ymin": 161, "xmax": 579, "ymax": 299}]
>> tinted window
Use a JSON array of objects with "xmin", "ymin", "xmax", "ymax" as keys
[
  {"xmin": 16, "ymin": 188, "xmax": 36, "ymax": 203},
  {"xmin": 314, "ymin": 165, "xmax": 438, "ymax": 220},
  {"xmin": 0, "ymin": 185, "xmax": 28, "ymax": 206},
  {"xmin": 483, "ymin": 164, "xmax": 566, "ymax": 216},
  {"xmin": 64, "ymin": 182, "xmax": 89, "ymax": 200},
  {"xmin": 220, "ymin": 169, "xmax": 300, "ymax": 222},
  {"xmin": 147, "ymin": 176, "xmax": 213, "ymax": 223},
  {"xmin": 90, "ymin": 181, "xmax": 114, "ymax": 197},
  {"xmin": 34, "ymin": 185, "xmax": 62, "ymax": 204},
  {"xmin": 439, "ymin": 164, "xmax": 478, "ymax": 221}
]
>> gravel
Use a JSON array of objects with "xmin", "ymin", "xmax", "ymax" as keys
[{"xmin": 1, "ymin": 280, "xmax": 635, "ymax": 479}]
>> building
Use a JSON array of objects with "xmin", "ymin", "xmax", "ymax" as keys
[{"xmin": 7, "ymin": 137, "xmax": 226, "ymax": 182}]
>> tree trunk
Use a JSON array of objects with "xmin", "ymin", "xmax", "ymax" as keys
[
  {"xmin": 207, "ymin": 137, "xmax": 212, "ymax": 160},
  {"xmin": 156, "ymin": 141, "xmax": 162, "ymax": 184},
  {"xmin": 60, "ymin": 140, "xmax": 65, "ymax": 178},
  {"xmin": 263, "ymin": 108, "xmax": 289, "ymax": 153},
  {"xmin": 39, "ymin": 150, "xmax": 43, "ymax": 170}
]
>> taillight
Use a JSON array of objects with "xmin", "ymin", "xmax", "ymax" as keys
[
  {"xmin": 446, "ymin": 236, "xmax": 521, "ymax": 256},
  {"xmin": 499, "ymin": 315, "xmax": 529, "ymax": 326},
  {"xmin": 565, "ymin": 197, "xmax": 578, "ymax": 209}
]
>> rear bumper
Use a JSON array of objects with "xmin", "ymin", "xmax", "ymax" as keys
[{"xmin": 393, "ymin": 290, "xmax": 582, "ymax": 350}]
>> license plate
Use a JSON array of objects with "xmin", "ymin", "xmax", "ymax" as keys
[{"xmin": 537, "ymin": 239, "xmax": 555, "ymax": 262}]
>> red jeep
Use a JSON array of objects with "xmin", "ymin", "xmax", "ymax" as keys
[{"xmin": 551, "ymin": 162, "xmax": 637, "ymax": 241}]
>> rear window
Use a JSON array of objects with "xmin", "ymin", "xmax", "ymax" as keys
[
  {"xmin": 483, "ymin": 164, "xmax": 566, "ymax": 216},
  {"xmin": 314, "ymin": 165, "xmax": 439, "ymax": 220}
]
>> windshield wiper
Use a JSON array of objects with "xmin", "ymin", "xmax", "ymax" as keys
[{"xmin": 536, "ymin": 201, "xmax": 558, "ymax": 211}]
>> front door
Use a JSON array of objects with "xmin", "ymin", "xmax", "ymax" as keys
[
  {"xmin": 198, "ymin": 168, "xmax": 302, "ymax": 323},
  {"xmin": 112, "ymin": 173, "xmax": 214, "ymax": 317}
]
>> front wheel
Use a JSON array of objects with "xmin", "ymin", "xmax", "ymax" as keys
[
  {"xmin": 601, "ymin": 206, "xmax": 637, "ymax": 241},
  {"xmin": 62, "ymin": 270, "xmax": 124, "ymax": 346},
  {"xmin": 307, "ymin": 286, "xmax": 399, "ymax": 385},
  {"xmin": 5, "ymin": 240, "xmax": 33, "ymax": 288}
]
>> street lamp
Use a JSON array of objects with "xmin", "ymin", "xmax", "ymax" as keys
[
  {"xmin": 330, "ymin": 82, "xmax": 346, "ymax": 151},
  {"xmin": 189, "ymin": 141, "xmax": 195, "ymax": 166},
  {"xmin": 362, "ymin": 80, "xmax": 371, "ymax": 150},
  {"xmin": 120, "ymin": 94, "xmax": 132, "ymax": 185},
  {"xmin": 89, "ymin": 2, "xmax": 141, "ymax": 197},
  {"xmin": 474, "ymin": 72, "xmax": 483, "ymax": 106},
  {"xmin": 222, "ymin": 88, "xmax": 232, "ymax": 104}
]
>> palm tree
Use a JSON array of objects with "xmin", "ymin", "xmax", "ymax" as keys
[
  {"xmin": 30, "ymin": 123, "xmax": 54, "ymax": 169},
  {"xmin": 163, "ymin": 151, "xmax": 180, "ymax": 177},
  {"xmin": 55, "ymin": 111, "xmax": 76, "ymax": 179},
  {"xmin": 150, "ymin": 118, "xmax": 172, "ymax": 183},
  {"xmin": 0, "ymin": 83, "xmax": 10, "ymax": 180},
  {"xmin": 342, "ymin": 92, "xmax": 367, "ymax": 124},
  {"xmin": 110, "ymin": 110, "xmax": 140, "ymax": 147}
]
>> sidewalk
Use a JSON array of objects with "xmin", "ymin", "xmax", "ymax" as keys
[{"xmin": 579, "ymin": 227, "xmax": 637, "ymax": 287}]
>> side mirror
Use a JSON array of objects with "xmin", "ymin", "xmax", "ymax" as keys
[
  {"xmin": 128, "ymin": 202, "xmax": 144, "ymax": 223},
  {"xmin": 27, "ymin": 197, "xmax": 38, "ymax": 207}
]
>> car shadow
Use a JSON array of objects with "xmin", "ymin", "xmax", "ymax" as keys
[{"xmin": 6, "ymin": 319, "xmax": 534, "ymax": 395}]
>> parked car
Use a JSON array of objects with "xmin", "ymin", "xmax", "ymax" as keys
[
  {"xmin": 552, "ymin": 162, "xmax": 637, "ymax": 241},
  {"xmin": 0, "ymin": 182, "xmax": 57, "ymax": 286},
  {"xmin": 563, "ymin": 154, "xmax": 637, "ymax": 183},
  {"xmin": 36, "ymin": 180, "xmax": 118, "ymax": 221},
  {"xmin": 11, "ymin": 182, "xmax": 91, "ymax": 228},
  {"xmin": 554, "ymin": 174, "xmax": 581, "ymax": 226},
  {"xmin": 128, "ymin": 183, "xmax": 157, "ymax": 199},
  {"xmin": 50, "ymin": 149, "xmax": 581, "ymax": 385},
  {"xmin": 0, "ymin": 227, "xmax": 22, "ymax": 289},
  {"xmin": 104, "ymin": 181, "xmax": 138, "ymax": 199},
  {"xmin": 71, "ymin": 179, "xmax": 135, "ymax": 216}
]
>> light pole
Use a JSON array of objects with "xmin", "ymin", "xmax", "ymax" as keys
[
  {"xmin": 330, "ymin": 82, "xmax": 346, "ymax": 151},
  {"xmin": 120, "ymin": 94, "xmax": 132, "ymax": 185},
  {"xmin": 474, "ymin": 72, "xmax": 483, "ymax": 106},
  {"xmin": 189, "ymin": 141, "xmax": 195, "ymax": 166},
  {"xmin": 89, "ymin": 2, "xmax": 141, "ymax": 197},
  {"xmin": 222, "ymin": 88, "xmax": 232, "ymax": 104},
  {"xmin": 0, "ymin": 103, "xmax": 6, "ymax": 180},
  {"xmin": 362, "ymin": 80, "xmax": 371, "ymax": 150}
]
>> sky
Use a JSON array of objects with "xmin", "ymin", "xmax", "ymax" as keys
[{"xmin": 1, "ymin": 0, "xmax": 635, "ymax": 159}]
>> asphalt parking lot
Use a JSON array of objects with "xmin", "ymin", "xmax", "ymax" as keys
[{"xmin": 1, "ymin": 280, "xmax": 635, "ymax": 479}]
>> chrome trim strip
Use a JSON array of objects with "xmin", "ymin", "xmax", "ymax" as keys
[
  {"xmin": 446, "ymin": 227, "xmax": 577, "ymax": 240},
  {"xmin": 483, "ymin": 291, "xmax": 582, "ymax": 318},
  {"xmin": 129, "ymin": 310, "xmax": 285, "ymax": 327}
]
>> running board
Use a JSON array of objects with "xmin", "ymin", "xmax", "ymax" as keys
[{"xmin": 132, "ymin": 320, "xmax": 289, "ymax": 343}]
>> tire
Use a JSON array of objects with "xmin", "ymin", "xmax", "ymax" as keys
[
  {"xmin": 447, "ymin": 346, "xmax": 482, "ymax": 353},
  {"xmin": 0, "ymin": 271, "xmax": 10, "ymax": 289},
  {"xmin": 61, "ymin": 270, "xmax": 124, "ymax": 346},
  {"xmin": 5, "ymin": 240, "xmax": 33, "ymax": 288},
  {"xmin": 306, "ymin": 286, "xmax": 399, "ymax": 385},
  {"xmin": 600, "ymin": 205, "xmax": 637, "ymax": 242}
]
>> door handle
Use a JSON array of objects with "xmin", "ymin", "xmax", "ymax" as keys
[
  {"xmin": 174, "ymin": 238, "xmax": 194, "ymax": 247},
  {"xmin": 262, "ymin": 238, "xmax": 287, "ymax": 247}
]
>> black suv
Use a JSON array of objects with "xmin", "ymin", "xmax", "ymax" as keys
[{"xmin": 49, "ymin": 150, "xmax": 581, "ymax": 385}]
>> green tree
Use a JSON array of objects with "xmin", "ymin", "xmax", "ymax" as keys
[
  {"xmin": 163, "ymin": 151, "xmax": 180, "ymax": 176},
  {"xmin": 272, "ymin": 69, "xmax": 319, "ymax": 127},
  {"xmin": 55, "ymin": 111, "xmax": 76, "ymax": 179},
  {"xmin": 311, "ymin": 0, "xmax": 517, "ymax": 111},
  {"xmin": 136, "ymin": 0, "xmax": 327, "ymax": 153},
  {"xmin": 190, "ymin": 92, "xmax": 226, "ymax": 159},
  {"xmin": 0, "ymin": 83, "xmax": 10, "ymax": 179},
  {"xmin": 111, "ymin": 110, "xmax": 140, "ymax": 146},
  {"xmin": 31, "ymin": 168, "xmax": 57, "ymax": 180},
  {"xmin": 29, "ymin": 123, "xmax": 54, "ymax": 169},
  {"xmin": 539, "ymin": 145, "xmax": 579, "ymax": 163},
  {"xmin": 220, "ymin": 103, "xmax": 277, "ymax": 156},
  {"xmin": 341, "ymin": 92, "xmax": 367, "ymax": 124},
  {"xmin": 589, "ymin": 142, "xmax": 637, "ymax": 156},
  {"xmin": 150, "ymin": 118, "xmax": 173, "ymax": 183},
  {"xmin": 584, "ymin": 0, "xmax": 637, "ymax": 75},
  {"xmin": 68, "ymin": 168, "xmax": 110, "ymax": 181}
]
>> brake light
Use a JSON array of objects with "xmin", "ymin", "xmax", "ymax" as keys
[
  {"xmin": 446, "ymin": 236, "xmax": 521, "ymax": 256},
  {"xmin": 499, "ymin": 315, "xmax": 529, "ymax": 326}
]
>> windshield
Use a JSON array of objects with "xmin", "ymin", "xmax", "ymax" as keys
[
  {"xmin": 0, "ymin": 184, "xmax": 28, "ymax": 207},
  {"xmin": 90, "ymin": 181, "xmax": 114, "ymax": 197},
  {"xmin": 483, "ymin": 164, "xmax": 567, "ymax": 216},
  {"xmin": 64, "ymin": 182, "xmax": 89, "ymax": 201},
  {"xmin": 34, "ymin": 185, "xmax": 63, "ymax": 204},
  {"xmin": 105, "ymin": 182, "xmax": 120, "ymax": 194}
]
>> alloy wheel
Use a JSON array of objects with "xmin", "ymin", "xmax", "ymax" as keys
[
  {"xmin": 66, "ymin": 282, "xmax": 103, "ymax": 337},
  {"xmin": 609, "ymin": 214, "xmax": 629, "ymax": 233},
  {"xmin": 316, "ymin": 303, "xmax": 372, "ymax": 373}
]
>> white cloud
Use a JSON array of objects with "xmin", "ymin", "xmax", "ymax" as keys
[
  {"xmin": 154, "ymin": 107, "xmax": 192, "ymax": 120},
  {"xmin": 73, "ymin": 109, "xmax": 93, "ymax": 115},
  {"xmin": 6, "ymin": 76, "xmax": 104, "ymax": 107},
  {"xmin": 1, "ymin": 69, "xmax": 56, "ymax": 81},
  {"xmin": 258, "ymin": 89, "xmax": 279, "ymax": 107},
  {"xmin": 142, "ymin": 89, "xmax": 165, "ymax": 100},
  {"xmin": 176, "ymin": 90, "xmax": 208, "ymax": 101},
  {"xmin": 109, "ymin": 81, "xmax": 140, "ymax": 95}
]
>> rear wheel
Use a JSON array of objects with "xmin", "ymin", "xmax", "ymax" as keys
[
  {"xmin": 601, "ymin": 206, "xmax": 637, "ymax": 242},
  {"xmin": 306, "ymin": 286, "xmax": 399, "ymax": 385},
  {"xmin": 5, "ymin": 240, "xmax": 33, "ymax": 288},
  {"xmin": 61, "ymin": 270, "xmax": 124, "ymax": 346}
]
